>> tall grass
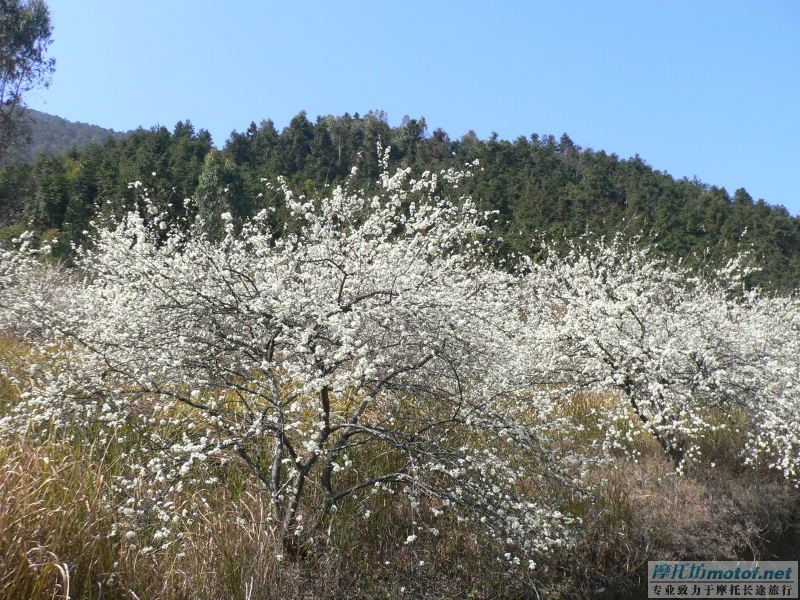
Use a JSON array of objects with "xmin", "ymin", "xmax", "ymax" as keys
[{"xmin": 1, "ymin": 336, "xmax": 797, "ymax": 599}]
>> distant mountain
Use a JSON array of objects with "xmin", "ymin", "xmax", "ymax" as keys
[{"xmin": 1, "ymin": 109, "xmax": 127, "ymax": 165}]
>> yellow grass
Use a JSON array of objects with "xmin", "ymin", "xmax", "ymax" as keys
[{"xmin": 0, "ymin": 335, "xmax": 796, "ymax": 598}]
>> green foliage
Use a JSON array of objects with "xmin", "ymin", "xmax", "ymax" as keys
[
  {"xmin": 1, "ymin": 111, "xmax": 798, "ymax": 290},
  {"xmin": 0, "ymin": 222, "xmax": 23, "ymax": 248},
  {"xmin": 195, "ymin": 149, "xmax": 246, "ymax": 239},
  {"xmin": 0, "ymin": 0, "xmax": 55, "ymax": 160},
  {"xmin": 27, "ymin": 154, "xmax": 68, "ymax": 228}
]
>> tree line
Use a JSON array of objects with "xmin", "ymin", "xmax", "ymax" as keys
[{"xmin": 1, "ymin": 110, "xmax": 798, "ymax": 290}]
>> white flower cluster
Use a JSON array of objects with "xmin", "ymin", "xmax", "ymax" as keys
[
  {"xmin": 519, "ymin": 238, "xmax": 800, "ymax": 479},
  {"xmin": 0, "ymin": 153, "xmax": 797, "ymax": 567}
]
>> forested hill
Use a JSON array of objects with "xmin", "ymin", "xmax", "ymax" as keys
[
  {"xmin": 0, "ymin": 109, "xmax": 127, "ymax": 166},
  {"xmin": 0, "ymin": 111, "xmax": 798, "ymax": 290}
]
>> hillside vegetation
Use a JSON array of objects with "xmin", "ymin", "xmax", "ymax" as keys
[
  {"xmin": 0, "ymin": 109, "xmax": 126, "ymax": 167},
  {"xmin": 0, "ymin": 159, "xmax": 798, "ymax": 598},
  {"xmin": 0, "ymin": 111, "xmax": 798, "ymax": 290}
]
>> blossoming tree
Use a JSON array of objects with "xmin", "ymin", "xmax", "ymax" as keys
[
  {"xmin": 1, "ymin": 153, "xmax": 798, "ymax": 570},
  {"xmin": 522, "ymin": 239, "xmax": 800, "ymax": 477},
  {"xmin": 0, "ymin": 156, "xmax": 579, "ymax": 562}
]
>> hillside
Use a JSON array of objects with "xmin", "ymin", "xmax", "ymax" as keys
[
  {"xmin": 0, "ymin": 109, "xmax": 127, "ymax": 166},
  {"xmin": 0, "ymin": 111, "xmax": 798, "ymax": 290}
]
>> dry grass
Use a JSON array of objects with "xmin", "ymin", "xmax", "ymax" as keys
[
  {"xmin": 0, "ymin": 436, "xmax": 538, "ymax": 599},
  {"xmin": 2, "ymin": 430, "xmax": 795, "ymax": 599},
  {"xmin": 0, "ymin": 441, "xmax": 117, "ymax": 599},
  {"xmin": 1, "ymin": 336, "xmax": 798, "ymax": 599},
  {"xmin": 536, "ymin": 425, "xmax": 800, "ymax": 598}
]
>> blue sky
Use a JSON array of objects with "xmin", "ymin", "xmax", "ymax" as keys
[{"xmin": 27, "ymin": 0, "xmax": 800, "ymax": 215}]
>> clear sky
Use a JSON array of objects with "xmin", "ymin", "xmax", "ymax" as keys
[{"xmin": 26, "ymin": 0, "xmax": 800, "ymax": 215}]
